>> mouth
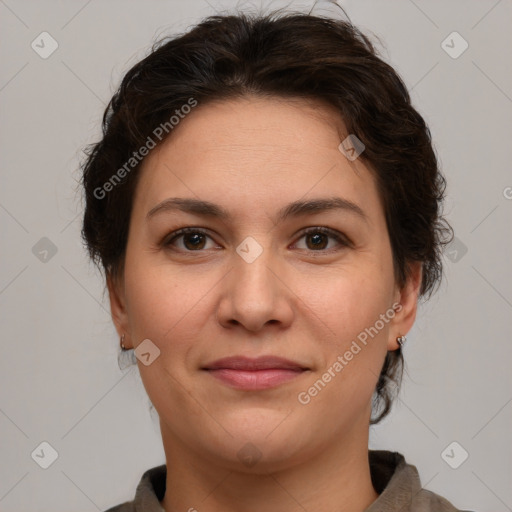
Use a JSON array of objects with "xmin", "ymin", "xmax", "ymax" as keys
[{"xmin": 202, "ymin": 356, "xmax": 310, "ymax": 390}]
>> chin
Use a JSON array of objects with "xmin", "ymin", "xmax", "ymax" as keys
[{"xmin": 212, "ymin": 409, "xmax": 315, "ymax": 469}]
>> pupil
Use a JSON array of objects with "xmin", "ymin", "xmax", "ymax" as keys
[
  {"xmin": 308, "ymin": 233, "xmax": 327, "ymax": 250},
  {"xmin": 185, "ymin": 233, "xmax": 205, "ymax": 250}
]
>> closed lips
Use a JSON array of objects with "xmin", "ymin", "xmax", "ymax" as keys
[
  {"xmin": 202, "ymin": 356, "xmax": 310, "ymax": 390},
  {"xmin": 202, "ymin": 356, "xmax": 309, "ymax": 371}
]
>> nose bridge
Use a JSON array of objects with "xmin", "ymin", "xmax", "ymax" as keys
[
  {"xmin": 233, "ymin": 234, "xmax": 278, "ymax": 302},
  {"xmin": 217, "ymin": 234, "xmax": 292, "ymax": 331}
]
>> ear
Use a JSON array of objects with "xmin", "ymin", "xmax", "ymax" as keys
[
  {"xmin": 106, "ymin": 271, "xmax": 131, "ymax": 349},
  {"xmin": 387, "ymin": 261, "xmax": 423, "ymax": 351}
]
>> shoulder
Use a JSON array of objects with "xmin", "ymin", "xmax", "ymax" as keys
[
  {"xmin": 102, "ymin": 464, "xmax": 167, "ymax": 512},
  {"xmin": 412, "ymin": 487, "xmax": 469, "ymax": 511},
  {"xmin": 367, "ymin": 450, "xmax": 476, "ymax": 512},
  {"xmin": 103, "ymin": 502, "xmax": 135, "ymax": 512}
]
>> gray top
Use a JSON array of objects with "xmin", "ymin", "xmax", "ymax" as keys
[{"xmin": 104, "ymin": 450, "xmax": 470, "ymax": 512}]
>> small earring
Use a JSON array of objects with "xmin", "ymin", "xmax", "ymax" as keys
[
  {"xmin": 397, "ymin": 335, "xmax": 407, "ymax": 348},
  {"xmin": 118, "ymin": 334, "xmax": 136, "ymax": 370}
]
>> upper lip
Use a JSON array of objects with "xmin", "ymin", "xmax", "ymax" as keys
[{"xmin": 203, "ymin": 356, "xmax": 309, "ymax": 371}]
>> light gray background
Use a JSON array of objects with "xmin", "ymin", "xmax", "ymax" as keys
[{"xmin": 1, "ymin": 1, "xmax": 511, "ymax": 511}]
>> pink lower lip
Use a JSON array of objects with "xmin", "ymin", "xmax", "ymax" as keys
[{"xmin": 206, "ymin": 368, "xmax": 305, "ymax": 390}]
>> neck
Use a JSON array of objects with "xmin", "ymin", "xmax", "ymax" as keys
[{"xmin": 160, "ymin": 421, "xmax": 378, "ymax": 512}]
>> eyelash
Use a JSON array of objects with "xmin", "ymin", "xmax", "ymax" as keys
[{"xmin": 163, "ymin": 226, "xmax": 351, "ymax": 253}]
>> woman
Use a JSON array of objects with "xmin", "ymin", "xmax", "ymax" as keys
[{"xmin": 81, "ymin": 8, "xmax": 469, "ymax": 512}]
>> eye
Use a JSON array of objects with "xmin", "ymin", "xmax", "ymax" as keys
[
  {"xmin": 293, "ymin": 227, "xmax": 350, "ymax": 252},
  {"xmin": 163, "ymin": 226, "xmax": 350, "ymax": 253},
  {"xmin": 164, "ymin": 228, "xmax": 218, "ymax": 251}
]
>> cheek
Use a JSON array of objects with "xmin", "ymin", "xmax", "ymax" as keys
[
  {"xmin": 299, "ymin": 278, "xmax": 392, "ymax": 424},
  {"xmin": 305, "ymin": 264, "xmax": 394, "ymax": 343},
  {"xmin": 123, "ymin": 255, "xmax": 216, "ymax": 355},
  {"xmin": 301, "ymin": 260, "xmax": 394, "ymax": 397},
  {"xmin": 122, "ymin": 259, "xmax": 210, "ymax": 411},
  {"xmin": 124, "ymin": 275, "xmax": 176, "ymax": 341}
]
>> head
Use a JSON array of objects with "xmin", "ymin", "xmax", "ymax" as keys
[{"xmin": 81, "ymin": 10, "xmax": 452, "ymax": 469}]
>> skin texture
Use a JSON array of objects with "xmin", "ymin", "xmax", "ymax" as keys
[{"xmin": 107, "ymin": 95, "xmax": 422, "ymax": 512}]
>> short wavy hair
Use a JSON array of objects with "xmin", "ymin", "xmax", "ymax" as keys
[{"xmin": 80, "ymin": 9, "xmax": 453, "ymax": 424}]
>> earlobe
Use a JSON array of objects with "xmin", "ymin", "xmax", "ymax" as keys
[
  {"xmin": 388, "ymin": 262, "xmax": 423, "ymax": 350},
  {"xmin": 106, "ymin": 272, "xmax": 130, "ymax": 347}
]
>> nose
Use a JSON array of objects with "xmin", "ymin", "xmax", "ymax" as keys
[{"xmin": 216, "ymin": 241, "xmax": 294, "ymax": 333}]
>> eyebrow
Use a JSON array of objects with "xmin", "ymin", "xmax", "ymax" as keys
[{"xmin": 146, "ymin": 196, "xmax": 368, "ymax": 224}]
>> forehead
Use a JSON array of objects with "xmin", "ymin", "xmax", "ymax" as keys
[{"xmin": 132, "ymin": 96, "xmax": 382, "ymax": 223}]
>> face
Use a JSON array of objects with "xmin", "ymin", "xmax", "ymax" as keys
[{"xmin": 108, "ymin": 96, "xmax": 420, "ymax": 472}]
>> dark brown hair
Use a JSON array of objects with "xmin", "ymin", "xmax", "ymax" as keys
[{"xmin": 80, "ymin": 9, "xmax": 452, "ymax": 424}]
